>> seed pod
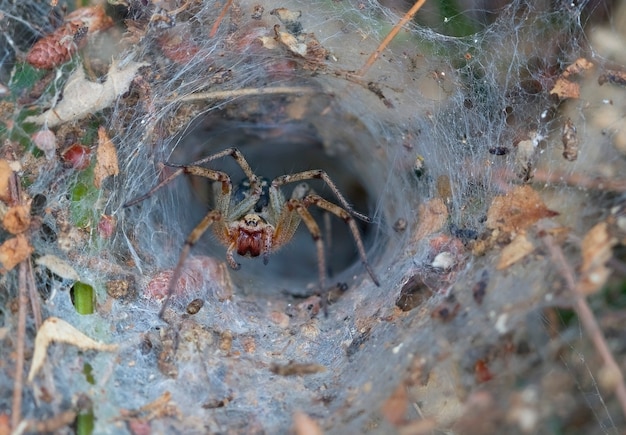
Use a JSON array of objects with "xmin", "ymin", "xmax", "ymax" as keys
[
  {"xmin": 26, "ymin": 5, "xmax": 114, "ymax": 70},
  {"xmin": 26, "ymin": 22, "xmax": 88, "ymax": 70}
]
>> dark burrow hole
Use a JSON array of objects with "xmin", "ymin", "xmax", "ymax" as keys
[{"xmin": 152, "ymin": 106, "xmax": 386, "ymax": 299}]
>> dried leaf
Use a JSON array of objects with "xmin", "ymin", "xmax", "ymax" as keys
[
  {"xmin": 561, "ymin": 118, "xmax": 579, "ymax": 161},
  {"xmin": 276, "ymin": 29, "xmax": 307, "ymax": 56},
  {"xmin": 292, "ymin": 412, "xmax": 322, "ymax": 435},
  {"xmin": 497, "ymin": 232, "xmax": 535, "ymax": 270},
  {"xmin": 2, "ymin": 205, "xmax": 31, "ymax": 234},
  {"xmin": 25, "ymin": 60, "xmax": 147, "ymax": 127},
  {"xmin": 550, "ymin": 58, "xmax": 593, "ymax": 99},
  {"xmin": 64, "ymin": 4, "xmax": 114, "ymax": 34},
  {"xmin": 562, "ymin": 58, "xmax": 594, "ymax": 77},
  {"xmin": 580, "ymin": 222, "xmax": 616, "ymax": 295},
  {"xmin": 31, "ymin": 129, "xmax": 57, "ymax": 160},
  {"xmin": 35, "ymin": 254, "xmax": 80, "ymax": 281},
  {"xmin": 412, "ymin": 198, "xmax": 449, "ymax": 242},
  {"xmin": 0, "ymin": 159, "xmax": 12, "ymax": 203},
  {"xmin": 157, "ymin": 24, "xmax": 200, "ymax": 64},
  {"xmin": 486, "ymin": 186, "xmax": 558, "ymax": 234},
  {"xmin": 598, "ymin": 69, "xmax": 626, "ymax": 87},
  {"xmin": 28, "ymin": 317, "xmax": 118, "ymax": 382},
  {"xmin": 0, "ymin": 234, "xmax": 33, "ymax": 273},
  {"xmin": 93, "ymin": 126, "xmax": 119, "ymax": 188},
  {"xmin": 550, "ymin": 78, "xmax": 580, "ymax": 99},
  {"xmin": 382, "ymin": 383, "xmax": 408, "ymax": 426}
]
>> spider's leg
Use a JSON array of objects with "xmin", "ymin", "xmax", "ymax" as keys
[
  {"xmin": 159, "ymin": 210, "xmax": 222, "ymax": 318},
  {"xmin": 225, "ymin": 242, "xmax": 241, "ymax": 270},
  {"xmin": 124, "ymin": 166, "xmax": 185, "ymax": 207},
  {"xmin": 164, "ymin": 164, "xmax": 236, "ymax": 214},
  {"xmin": 166, "ymin": 149, "xmax": 263, "ymax": 219},
  {"xmin": 302, "ymin": 194, "xmax": 380, "ymax": 287},
  {"xmin": 272, "ymin": 170, "xmax": 373, "ymax": 223},
  {"xmin": 275, "ymin": 199, "xmax": 327, "ymax": 299}
]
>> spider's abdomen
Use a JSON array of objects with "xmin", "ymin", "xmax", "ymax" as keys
[{"xmin": 233, "ymin": 177, "xmax": 270, "ymax": 213}]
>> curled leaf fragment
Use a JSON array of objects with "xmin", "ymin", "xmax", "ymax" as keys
[
  {"xmin": 28, "ymin": 317, "xmax": 118, "ymax": 382},
  {"xmin": 94, "ymin": 127, "xmax": 119, "ymax": 188},
  {"xmin": 25, "ymin": 60, "xmax": 148, "ymax": 127},
  {"xmin": 35, "ymin": 254, "xmax": 80, "ymax": 281},
  {"xmin": 0, "ymin": 234, "xmax": 33, "ymax": 273}
]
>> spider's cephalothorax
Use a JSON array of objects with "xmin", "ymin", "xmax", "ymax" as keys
[{"xmin": 125, "ymin": 147, "xmax": 380, "ymax": 317}]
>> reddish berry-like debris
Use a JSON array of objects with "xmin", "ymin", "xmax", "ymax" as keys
[
  {"xmin": 97, "ymin": 215, "xmax": 116, "ymax": 239},
  {"xmin": 62, "ymin": 144, "xmax": 91, "ymax": 170}
]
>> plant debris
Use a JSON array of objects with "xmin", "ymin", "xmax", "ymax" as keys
[
  {"xmin": 28, "ymin": 317, "xmax": 118, "ymax": 382},
  {"xmin": 24, "ymin": 60, "xmax": 147, "ymax": 127}
]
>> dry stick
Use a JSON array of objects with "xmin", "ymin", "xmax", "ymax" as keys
[
  {"xmin": 174, "ymin": 86, "xmax": 316, "ymax": 102},
  {"xmin": 27, "ymin": 261, "xmax": 42, "ymax": 329},
  {"xmin": 12, "ymin": 261, "xmax": 28, "ymax": 430},
  {"xmin": 209, "ymin": 0, "xmax": 233, "ymax": 38},
  {"xmin": 544, "ymin": 235, "xmax": 626, "ymax": 418},
  {"xmin": 357, "ymin": 0, "xmax": 428, "ymax": 77},
  {"xmin": 533, "ymin": 169, "xmax": 626, "ymax": 193}
]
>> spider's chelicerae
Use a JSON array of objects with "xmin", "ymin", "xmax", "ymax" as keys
[{"xmin": 125, "ymin": 147, "xmax": 380, "ymax": 316}]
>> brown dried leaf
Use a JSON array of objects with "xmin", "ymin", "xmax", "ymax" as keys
[
  {"xmin": 0, "ymin": 159, "xmax": 12, "ymax": 203},
  {"xmin": 598, "ymin": 69, "xmax": 626, "ymax": 87},
  {"xmin": 157, "ymin": 24, "xmax": 200, "ymax": 64},
  {"xmin": 94, "ymin": 126, "xmax": 119, "ymax": 188},
  {"xmin": 486, "ymin": 185, "xmax": 558, "ymax": 235},
  {"xmin": 292, "ymin": 412, "xmax": 322, "ymax": 435},
  {"xmin": 550, "ymin": 78, "xmax": 580, "ymax": 99},
  {"xmin": 65, "ymin": 4, "xmax": 114, "ymax": 34},
  {"xmin": 0, "ymin": 234, "xmax": 33, "ymax": 273},
  {"xmin": 562, "ymin": 57, "xmax": 594, "ymax": 78},
  {"xmin": 2, "ymin": 204, "xmax": 31, "ymax": 234},
  {"xmin": 382, "ymin": 383, "xmax": 408, "ymax": 426},
  {"xmin": 28, "ymin": 317, "xmax": 118, "ymax": 382},
  {"xmin": 497, "ymin": 232, "xmax": 535, "ymax": 270},
  {"xmin": 550, "ymin": 58, "xmax": 593, "ymax": 99},
  {"xmin": 413, "ymin": 198, "xmax": 448, "ymax": 242},
  {"xmin": 580, "ymin": 222, "xmax": 616, "ymax": 295},
  {"xmin": 25, "ymin": 60, "xmax": 147, "ymax": 127}
]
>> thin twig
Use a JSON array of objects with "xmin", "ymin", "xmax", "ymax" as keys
[
  {"xmin": 543, "ymin": 235, "xmax": 626, "ymax": 418},
  {"xmin": 26, "ymin": 261, "xmax": 42, "ymax": 329},
  {"xmin": 173, "ymin": 86, "xmax": 316, "ymax": 102},
  {"xmin": 209, "ymin": 0, "xmax": 233, "ymax": 38},
  {"xmin": 12, "ymin": 261, "xmax": 28, "ymax": 430},
  {"xmin": 357, "ymin": 0, "xmax": 428, "ymax": 77},
  {"xmin": 532, "ymin": 169, "xmax": 626, "ymax": 192}
]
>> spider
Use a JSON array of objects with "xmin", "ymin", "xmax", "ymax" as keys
[{"xmin": 125, "ymin": 147, "xmax": 380, "ymax": 317}]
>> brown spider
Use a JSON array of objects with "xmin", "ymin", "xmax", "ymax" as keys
[{"xmin": 125, "ymin": 147, "xmax": 380, "ymax": 316}]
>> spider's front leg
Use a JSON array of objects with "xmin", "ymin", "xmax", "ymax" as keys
[
  {"xmin": 272, "ymin": 169, "xmax": 373, "ymax": 223},
  {"xmin": 159, "ymin": 209, "xmax": 224, "ymax": 318}
]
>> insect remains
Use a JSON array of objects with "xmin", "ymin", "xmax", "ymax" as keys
[{"xmin": 125, "ymin": 147, "xmax": 380, "ymax": 317}]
